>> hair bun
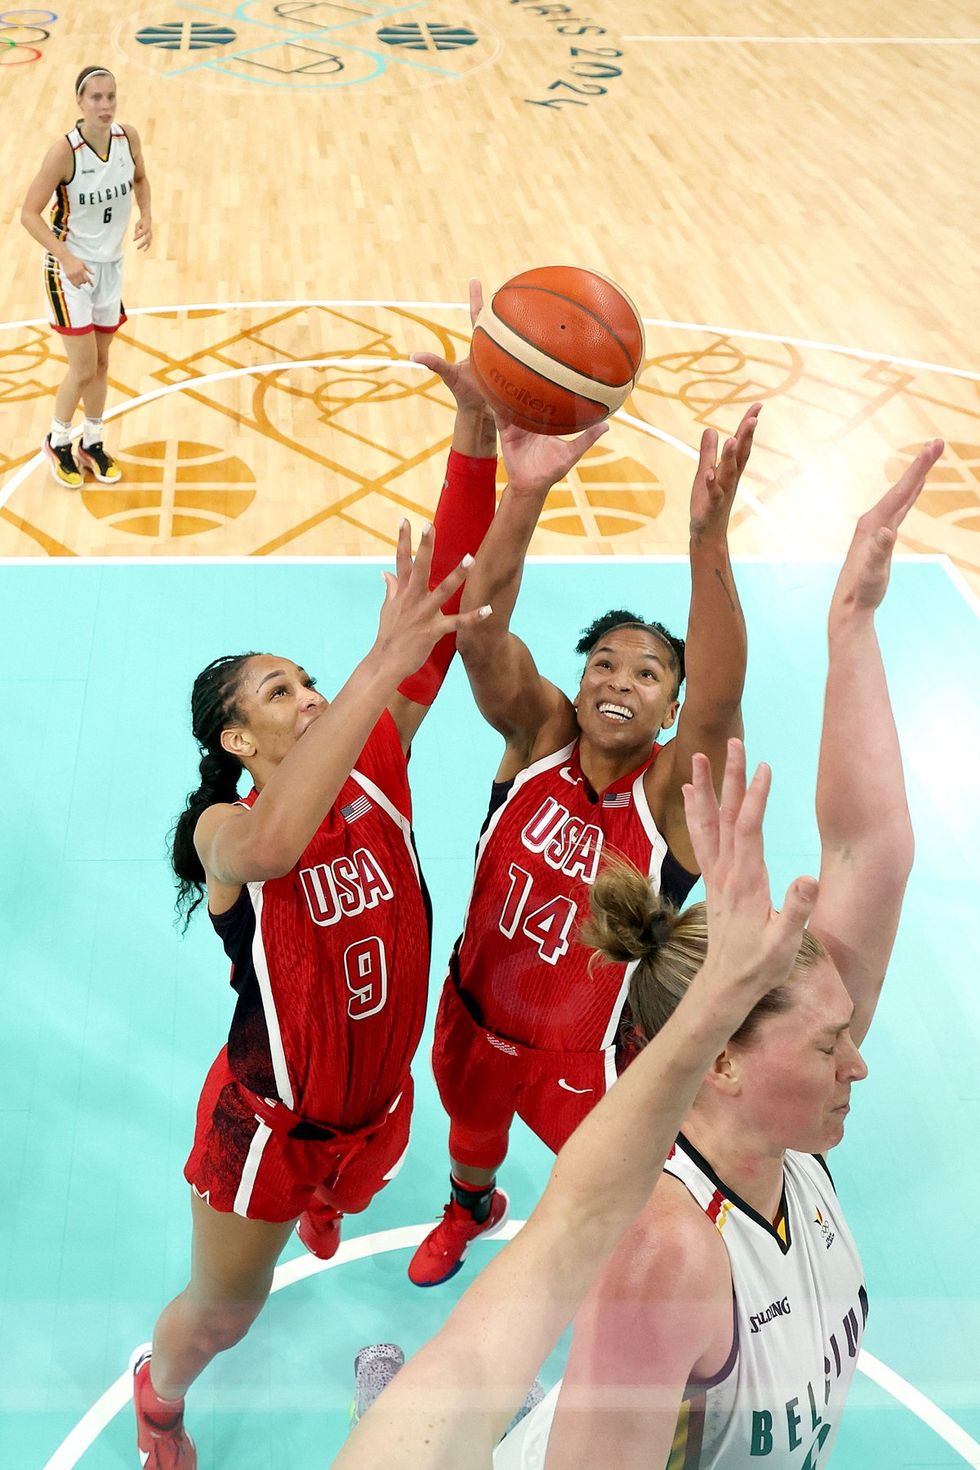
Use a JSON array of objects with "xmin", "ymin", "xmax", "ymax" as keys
[
  {"xmin": 638, "ymin": 908, "xmax": 675, "ymax": 955},
  {"xmin": 582, "ymin": 855, "xmax": 677, "ymax": 965}
]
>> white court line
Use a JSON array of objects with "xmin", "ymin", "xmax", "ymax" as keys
[
  {"xmin": 2, "ymin": 303, "xmax": 974, "ymax": 605},
  {"xmin": 616, "ymin": 409, "xmax": 784, "ymax": 540},
  {"xmin": 860, "ymin": 1351, "xmax": 980, "ymax": 1467},
  {"xmin": 940, "ymin": 557, "xmax": 980, "ymax": 618},
  {"xmin": 0, "ymin": 355, "xmax": 414, "ymax": 517},
  {"xmin": 0, "ymin": 301, "xmax": 470, "ymax": 331},
  {"xmin": 38, "ymin": 1220, "xmax": 980, "ymax": 1470},
  {"xmin": 0, "ymin": 297, "xmax": 977, "ymax": 382},
  {"xmin": 623, "ymin": 35, "xmax": 980, "ymax": 46},
  {"xmin": 0, "ymin": 356, "xmax": 777, "ymax": 529}
]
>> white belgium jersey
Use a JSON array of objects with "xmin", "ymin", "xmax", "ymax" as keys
[
  {"xmin": 50, "ymin": 125, "xmax": 134, "ymax": 264},
  {"xmin": 495, "ymin": 1135, "xmax": 867, "ymax": 1470}
]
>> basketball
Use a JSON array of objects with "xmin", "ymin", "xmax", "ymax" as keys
[{"xmin": 470, "ymin": 266, "xmax": 645, "ymax": 435}]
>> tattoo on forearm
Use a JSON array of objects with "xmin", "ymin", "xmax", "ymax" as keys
[{"xmin": 714, "ymin": 566, "xmax": 737, "ymax": 613}]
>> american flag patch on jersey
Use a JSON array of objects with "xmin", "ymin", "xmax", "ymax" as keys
[
  {"xmin": 341, "ymin": 795, "xmax": 372, "ymax": 823},
  {"xmin": 602, "ymin": 791, "xmax": 631, "ymax": 808}
]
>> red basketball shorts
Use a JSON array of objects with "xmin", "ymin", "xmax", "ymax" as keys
[
  {"xmin": 184, "ymin": 1047, "xmax": 413, "ymax": 1222},
  {"xmin": 430, "ymin": 976, "xmax": 615, "ymax": 1167}
]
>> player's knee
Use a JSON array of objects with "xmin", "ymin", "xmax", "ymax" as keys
[
  {"xmin": 449, "ymin": 1121, "xmax": 509, "ymax": 1172},
  {"xmin": 73, "ymin": 358, "xmax": 99, "ymax": 389},
  {"xmin": 191, "ymin": 1297, "xmax": 265, "ymax": 1355}
]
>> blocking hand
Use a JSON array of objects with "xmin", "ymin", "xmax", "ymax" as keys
[
  {"xmin": 832, "ymin": 439, "xmax": 944, "ymax": 613},
  {"xmin": 683, "ymin": 740, "xmax": 818, "ymax": 1023}
]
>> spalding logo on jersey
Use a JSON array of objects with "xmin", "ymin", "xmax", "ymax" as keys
[
  {"xmin": 299, "ymin": 847, "xmax": 393, "ymax": 927},
  {"xmin": 521, "ymin": 797, "xmax": 604, "ymax": 884}
]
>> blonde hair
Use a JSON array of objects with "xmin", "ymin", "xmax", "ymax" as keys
[{"xmin": 581, "ymin": 855, "xmax": 825, "ymax": 1048}]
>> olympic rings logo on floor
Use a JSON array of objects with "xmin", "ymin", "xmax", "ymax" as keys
[{"xmin": 0, "ymin": 7, "xmax": 59, "ymax": 64}]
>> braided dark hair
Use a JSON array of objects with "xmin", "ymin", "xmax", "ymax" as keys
[
  {"xmin": 171, "ymin": 653, "xmax": 258, "ymax": 928},
  {"xmin": 576, "ymin": 609, "xmax": 685, "ymax": 695}
]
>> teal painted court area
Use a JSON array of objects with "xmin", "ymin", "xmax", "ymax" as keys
[{"xmin": 1, "ymin": 560, "xmax": 978, "ymax": 1470}]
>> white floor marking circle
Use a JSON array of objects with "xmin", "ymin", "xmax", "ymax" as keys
[{"xmin": 39, "ymin": 1219, "xmax": 980, "ymax": 1469}]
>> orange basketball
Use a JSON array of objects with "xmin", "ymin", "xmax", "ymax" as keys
[{"xmin": 470, "ymin": 266, "xmax": 645, "ymax": 435}]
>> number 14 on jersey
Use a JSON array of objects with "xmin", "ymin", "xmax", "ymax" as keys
[{"xmin": 498, "ymin": 863, "xmax": 578, "ymax": 966}]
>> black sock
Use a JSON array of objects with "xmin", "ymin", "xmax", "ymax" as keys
[{"xmin": 450, "ymin": 1173, "xmax": 495, "ymax": 1224}]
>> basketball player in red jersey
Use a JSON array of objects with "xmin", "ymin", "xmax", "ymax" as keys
[
  {"xmin": 127, "ymin": 385, "xmax": 608, "ymax": 1468},
  {"xmin": 409, "ymin": 294, "xmax": 760, "ymax": 1286},
  {"xmin": 21, "ymin": 67, "xmax": 151, "ymax": 487}
]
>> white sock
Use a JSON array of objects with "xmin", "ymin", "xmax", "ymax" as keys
[
  {"xmin": 49, "ymin": 418, "xmax": 73, "ymax": 449},
  {"xmin": 81, "ymin": 417, "xmax": 104, "ymax": 448}
]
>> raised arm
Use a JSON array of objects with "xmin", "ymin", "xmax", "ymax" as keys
[
  {"xmin": 452, "ymin": 418, "xmax": 610, "ymax": 769},
  {"xmin": 387, "ymin": 284, "xmax": 498, "ymax": 750},
  {"xmin": 335, "ymin": 743, "xmax": 818, "ymax": 1470},
  {"xmin": 650, "ymin": 405, "xmax": 760, "ymax": 868},
  {"xmin": 195, "ymin": 525, "xmax": 487, "ymax": 885},
  {"xmin": 808, "ymin": 440, "xmax": 944, "ymax": 1046}
]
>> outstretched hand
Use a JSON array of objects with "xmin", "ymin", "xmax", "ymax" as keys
[
  {"xmin": 375, "ymin": 520, "xmax": 491, "ymax": 678},
  {"xmin": 411, "ymin": 278, "xmax": 489, "ymax": 414},
  {"xmin": 498, "ymin": 415, "xmax": 608, "ymax": 498},
  {"xmin": 682, "ymin": 740, "xmax": 818, "ymax": 1022},
  {"xmin": 832, "ymin": 439, "xmax": 944, "ymax": 613},
  {"xmin": 689, "ymin": 403, "xmax": 762, "ymax": 538}
]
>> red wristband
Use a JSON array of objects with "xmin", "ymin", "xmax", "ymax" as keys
[{"xmin": 397, "ymin": 449, "xmax": 497, "ymax": 706}]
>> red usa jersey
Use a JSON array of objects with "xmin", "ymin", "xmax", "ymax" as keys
[
  {"xmin": 454, "ymin": 739, "xmax": 696, "ymax": 1053},
  {"xmin": 211, "ymin": 711, "xmax": 430, "ymax": 1129}
]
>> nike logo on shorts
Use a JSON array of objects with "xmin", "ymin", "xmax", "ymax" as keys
[{"xmin": 558, "ymin": 1079, "xmax": 593, "ymax": 1094}]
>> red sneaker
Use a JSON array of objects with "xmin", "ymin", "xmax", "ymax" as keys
[
  {"xmin": 296, "ymin": 1202, "xmax": 343, "ymax": 1259},
  {"xmin": 408, "ymin": 1190, "xmax": 509, "ymax": 1287},
  {"xmin": 130, "ymin": 1345, "xmax": 196, "ymax": 1468}
]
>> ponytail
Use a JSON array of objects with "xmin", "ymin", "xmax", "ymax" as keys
[
  {"xmin": 581, "ymin": 856, "xmax": 677, "ymax": 966},
  {"xmin": 583, "ymin": 854, "xmax": 817, "ymax": 1050},
  {"xmin": 169, "ymin": 652, "xmax": 257, "ymax": 929}
]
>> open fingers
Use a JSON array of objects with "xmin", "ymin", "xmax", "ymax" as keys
[
  {"xmin": 426, "ymin": 548, "xmax": 473, "ymax": 609},
  {"xmin": 696, "ymin": 427, "xmax": 719, "ymax": 482},
  {"xmin": 733, "ymin": 403, "xmax": 762, "ymax": 472},
  {"xmin": 404, "ymin": 519, "xmax": 434, "ymax": 596},
  {"xmin": 769, "ymin": 875, "xmax": 820, "ymax": 976},
  {"xmin": 445, "ymin": 602, "xmax": 493, "ymax": 636},
  {"xmin": 733, "ymin": 761, "xmax": 772, "ymax": 862},
  {"xmin": 394, "ymin": 518, "xmax": 413, "ymax": 586},
  {"xmin": 714, "ymin": 434, "xmax": 739, "ymax": 489},
  {"xmin": 682, "ymin": 752, "xmax": 721, "ymax": 874},
  {"xmin": 715, "ymin": 738, "xmax": 748, "ymax": 865}
]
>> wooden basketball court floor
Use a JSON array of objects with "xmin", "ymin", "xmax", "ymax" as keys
[{"xmin": 1, "ymin": 3, "xmax": 978, "ymax": 1468}]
